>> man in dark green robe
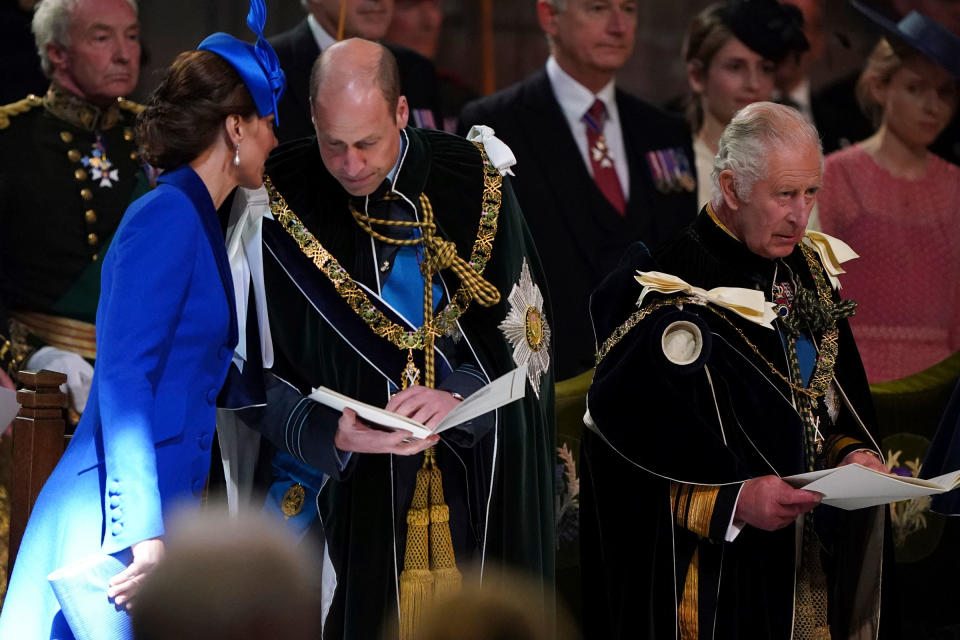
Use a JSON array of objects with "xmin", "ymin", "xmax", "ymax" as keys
[
  {"xmin": 226, "ymin": 39, "xmax": 555, "ymax": 639},
  {"xmin": 582, "ymin": 102, "xmax": 897, "ymax": 639}
]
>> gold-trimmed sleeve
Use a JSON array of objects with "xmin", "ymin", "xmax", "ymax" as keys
[
  {"xmin": 686, "ymin": 485, "xmax": 719, "ymax": 538},
  {"xmin": 672, "ymin": 482, "xmax": 742, "ymax": 542},
  {"xmin": 827, "ymin": 435, "xmax": 868, "ymax": 468}
]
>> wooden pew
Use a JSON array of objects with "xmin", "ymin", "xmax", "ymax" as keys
[{"xmin": 7, "ymin": 369, "xmax": 67, "ymax": 575}]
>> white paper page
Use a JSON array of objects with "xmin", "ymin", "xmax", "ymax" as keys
[
  {"xmin": 0, "ymin": 387, "xmax": 19, "ymax": 428},
  {"xmin": 309, "ymin": 365, "xmax": 528, "ymax": 440},
  {"xmin": 784, "ymin": 464, "xmax": 960, "ymax": 510},
  {"xmin": 308, "ymin": 387, "xmax": 433, "ymax": 439},
  {"xmin": 433, "ymin": 365, "xmax": 527, "ymax": 434}
]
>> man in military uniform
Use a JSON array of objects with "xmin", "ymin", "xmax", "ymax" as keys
[{"xmin": 0, "ymin": 0, "xmax": 146, "ymax": 415}]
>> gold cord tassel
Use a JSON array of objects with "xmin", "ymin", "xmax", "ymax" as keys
[
  {"xmin": 398, "ymin": 449, "xmax": 463, "ymax": 639},
  {"xmin": 352, "ymin": 191, "xmax": 470, "ymax": 637},
  {"xmin": 429, "ymin": 454, "xmax": 462, "ymax": 598},
  {"xmin": 399, "ymin": 457, "xmax": 435, "ymax": 640}
]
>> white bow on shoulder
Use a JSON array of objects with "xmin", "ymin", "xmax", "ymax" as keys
[
  {"xmin": 635, "ymin": 271, "xmax": 778, "ymax": 329},
  {"xmin": 466, "ymin": 125, "xmax": 517, "ymax": 177}
]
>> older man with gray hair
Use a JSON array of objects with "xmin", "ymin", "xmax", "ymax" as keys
[
  {"xmin": 0, "ymin": 0, "xmax": 145, "ymax": 417},
  {"xmin": 459, "ymin": 0, "xmax": 697, "ymax": 382},
  {"xmin": 580, "ymin": 102, "xmax": 897, "ymax": 639}
]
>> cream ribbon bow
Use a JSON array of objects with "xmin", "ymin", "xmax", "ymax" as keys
[
  {"xmin": 466, "ymin": 125, "xmax": 516, "ymax": 176},
  {"xmin": 226, "ymin": 185, "xmax": 275, "ymax": 372},
  {"xmin": 802, "ymin": 231, "xmax": 859, "ymax": 290},
  {"xmin": 635, "ymin": 271, "xmax": 777, "ymax": 329}
]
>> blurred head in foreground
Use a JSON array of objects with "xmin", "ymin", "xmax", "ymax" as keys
[
  {"xmin": 131, "ymin": 507, "xmax": 321, "ymax": 640},
  {"xmin": 388, "ymin": 566, "xmax": 577, "ymax": 640}
]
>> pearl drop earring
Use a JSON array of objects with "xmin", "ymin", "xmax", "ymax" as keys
[{"xmin": 234, "ymin": 143, "xmax": 240, "ymax": 167}]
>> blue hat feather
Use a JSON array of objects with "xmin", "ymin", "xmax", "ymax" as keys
[{"xmin": 197, "ymin": 0, "xmax": 287, "ymax": 125}]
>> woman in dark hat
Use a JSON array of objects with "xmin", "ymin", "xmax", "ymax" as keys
[
  {"xmin": 684, "ymin": 0, "xmax": 809, "ymax": 208},
  {"xmin": 818, "ymin": 4, "xmax": 960, "ymax": 382},
  {"xmin": 0, "ymin": 2, "xmax": 285, "ymax": 638}
]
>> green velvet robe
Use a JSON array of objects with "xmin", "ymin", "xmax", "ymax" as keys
[{"xmin": 261, "ymin": 127, "xmax": 556, "ymax": 639}]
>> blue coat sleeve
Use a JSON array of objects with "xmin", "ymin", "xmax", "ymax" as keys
[{"xmin": 96, "ymin": 190, "xmax": 200, "ymax": 554}]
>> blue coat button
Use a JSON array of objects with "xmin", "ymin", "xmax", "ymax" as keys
[
  {"xmin": 206, "ymin": 388, "xmax": 218, "ymax": 405},
  {"xmin": 192, "ymin": 478, "xmax": 206, "ymax": 497},
  {"xmin": 109, "ymin": 481, "xmax": 120, "ymax": 494},
  {"xmin": 198, "ymin": 432, "xmax": 213, "ymax": 451},
  {"xmin": 111, "ymin": 522, "xmax": 124, "ymax": 535},
  {"xmin": 109, "ymin": 496, "xmax": 120, "ymax": 508},
  {"xmin": 111, "ymin": 509, "xmax": 123, "ymax": 522}
]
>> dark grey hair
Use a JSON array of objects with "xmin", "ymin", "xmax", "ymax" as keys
[
  {"xmin": 32, "ymin": 0, "xmax": 139, "ymax": 77},
  {"xmin": 711, "ymin": 101, "xmax": 822, "ymax": 207}
]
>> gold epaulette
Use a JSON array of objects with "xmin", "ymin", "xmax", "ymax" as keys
[
  {"xmin": 117, "ymin": 97, "xmax": 144, "ymax": 115},
  {"xmin": 0, "ymin": 94, "xmax": 43, "ymax": 130}
]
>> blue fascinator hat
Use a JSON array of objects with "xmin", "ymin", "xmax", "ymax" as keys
[
  {"xmin": 197, "ymin": 0, "xmax": 286, "ymax": 124},
  {"xmin": 852, "ymin": 1, "xmax": 960, "ymax": 81}
]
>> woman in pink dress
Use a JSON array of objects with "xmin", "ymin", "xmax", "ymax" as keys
[{"xmin": 818, "ymin": 6, "xmax": 960, "ymax": 382}]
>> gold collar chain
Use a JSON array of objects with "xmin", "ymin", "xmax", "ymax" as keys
[{"xmin": 266, "ymin": 141, "xmax": 504, "ymax": 387}]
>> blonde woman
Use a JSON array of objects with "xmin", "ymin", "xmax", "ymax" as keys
[{"xmin": 818, "ymin": 5, "xmax": 960, "ymax": 382}]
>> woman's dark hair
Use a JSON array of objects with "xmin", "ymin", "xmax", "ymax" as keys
[{"xmin": 137, "ymin": 50, "xmax": 257, "ymax": 170}]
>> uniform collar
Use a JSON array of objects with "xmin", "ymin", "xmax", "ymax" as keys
[{"xmin": 43, "ymin": 83, "xmax": 124, "ymax": 131}]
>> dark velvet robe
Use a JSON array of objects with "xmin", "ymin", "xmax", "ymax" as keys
[
  {"xmin": 259, "ymin": 127, "xmax": 556, "ymax": 639},
  {"xmin": 581, "ymin": 211, "xmax": 896, "ymax": 639}
]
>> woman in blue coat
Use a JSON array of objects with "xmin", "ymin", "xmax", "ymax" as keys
[{"xmin": 0, "ymin": 3, "xmax": 285, "ymax": 637}]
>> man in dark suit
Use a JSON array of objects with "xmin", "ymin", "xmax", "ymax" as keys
[
  {"xmin": 459, "ymin": 0, "xmax": 698, "ymax": 381},
  {"xmin": 270, "ymin": 0, "xmax": 442, "ymax": 143}
]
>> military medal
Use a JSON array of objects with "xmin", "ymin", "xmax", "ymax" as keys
[
  {"xmin": 646, "ymin": 147, "xmax": 697, "ymax": 194},
  {"xmin": 671, "ymin": 148, "xmax": 697, "ymax": 193},
  {"xmin": 82, "ymin": 134, "xmax": 119, "ymax": 188},
  {"xmin": 410, "ymin": 108, "xmax": 437, "ymax": 130},
  {"xmin": 281, "ymin": 482, "xmax": 306, "ymax": 520},
  {"xmin": 645, "ymin": 150, "xmax": 672, "ymax": 193}
]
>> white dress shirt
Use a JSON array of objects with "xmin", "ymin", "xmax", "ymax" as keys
[
  {"xmin": 693, "ymin": 135, "xmax": 716, "ymax": 210},
  {"xmin": 307, "ymin": 13, "xmax": 338, "ymax": 52},
  {"xmin": 545, "ymin": 56, "xmax": 630, "ymax": 201}
]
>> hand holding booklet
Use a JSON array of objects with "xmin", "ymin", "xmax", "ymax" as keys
[
  {"xmin": 784, "ymin": 463, "xmax": 960, "ymax": 510},
  {"xmin": 309, "ymin": 365, "xmax": 528, "ymax": 439}
]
